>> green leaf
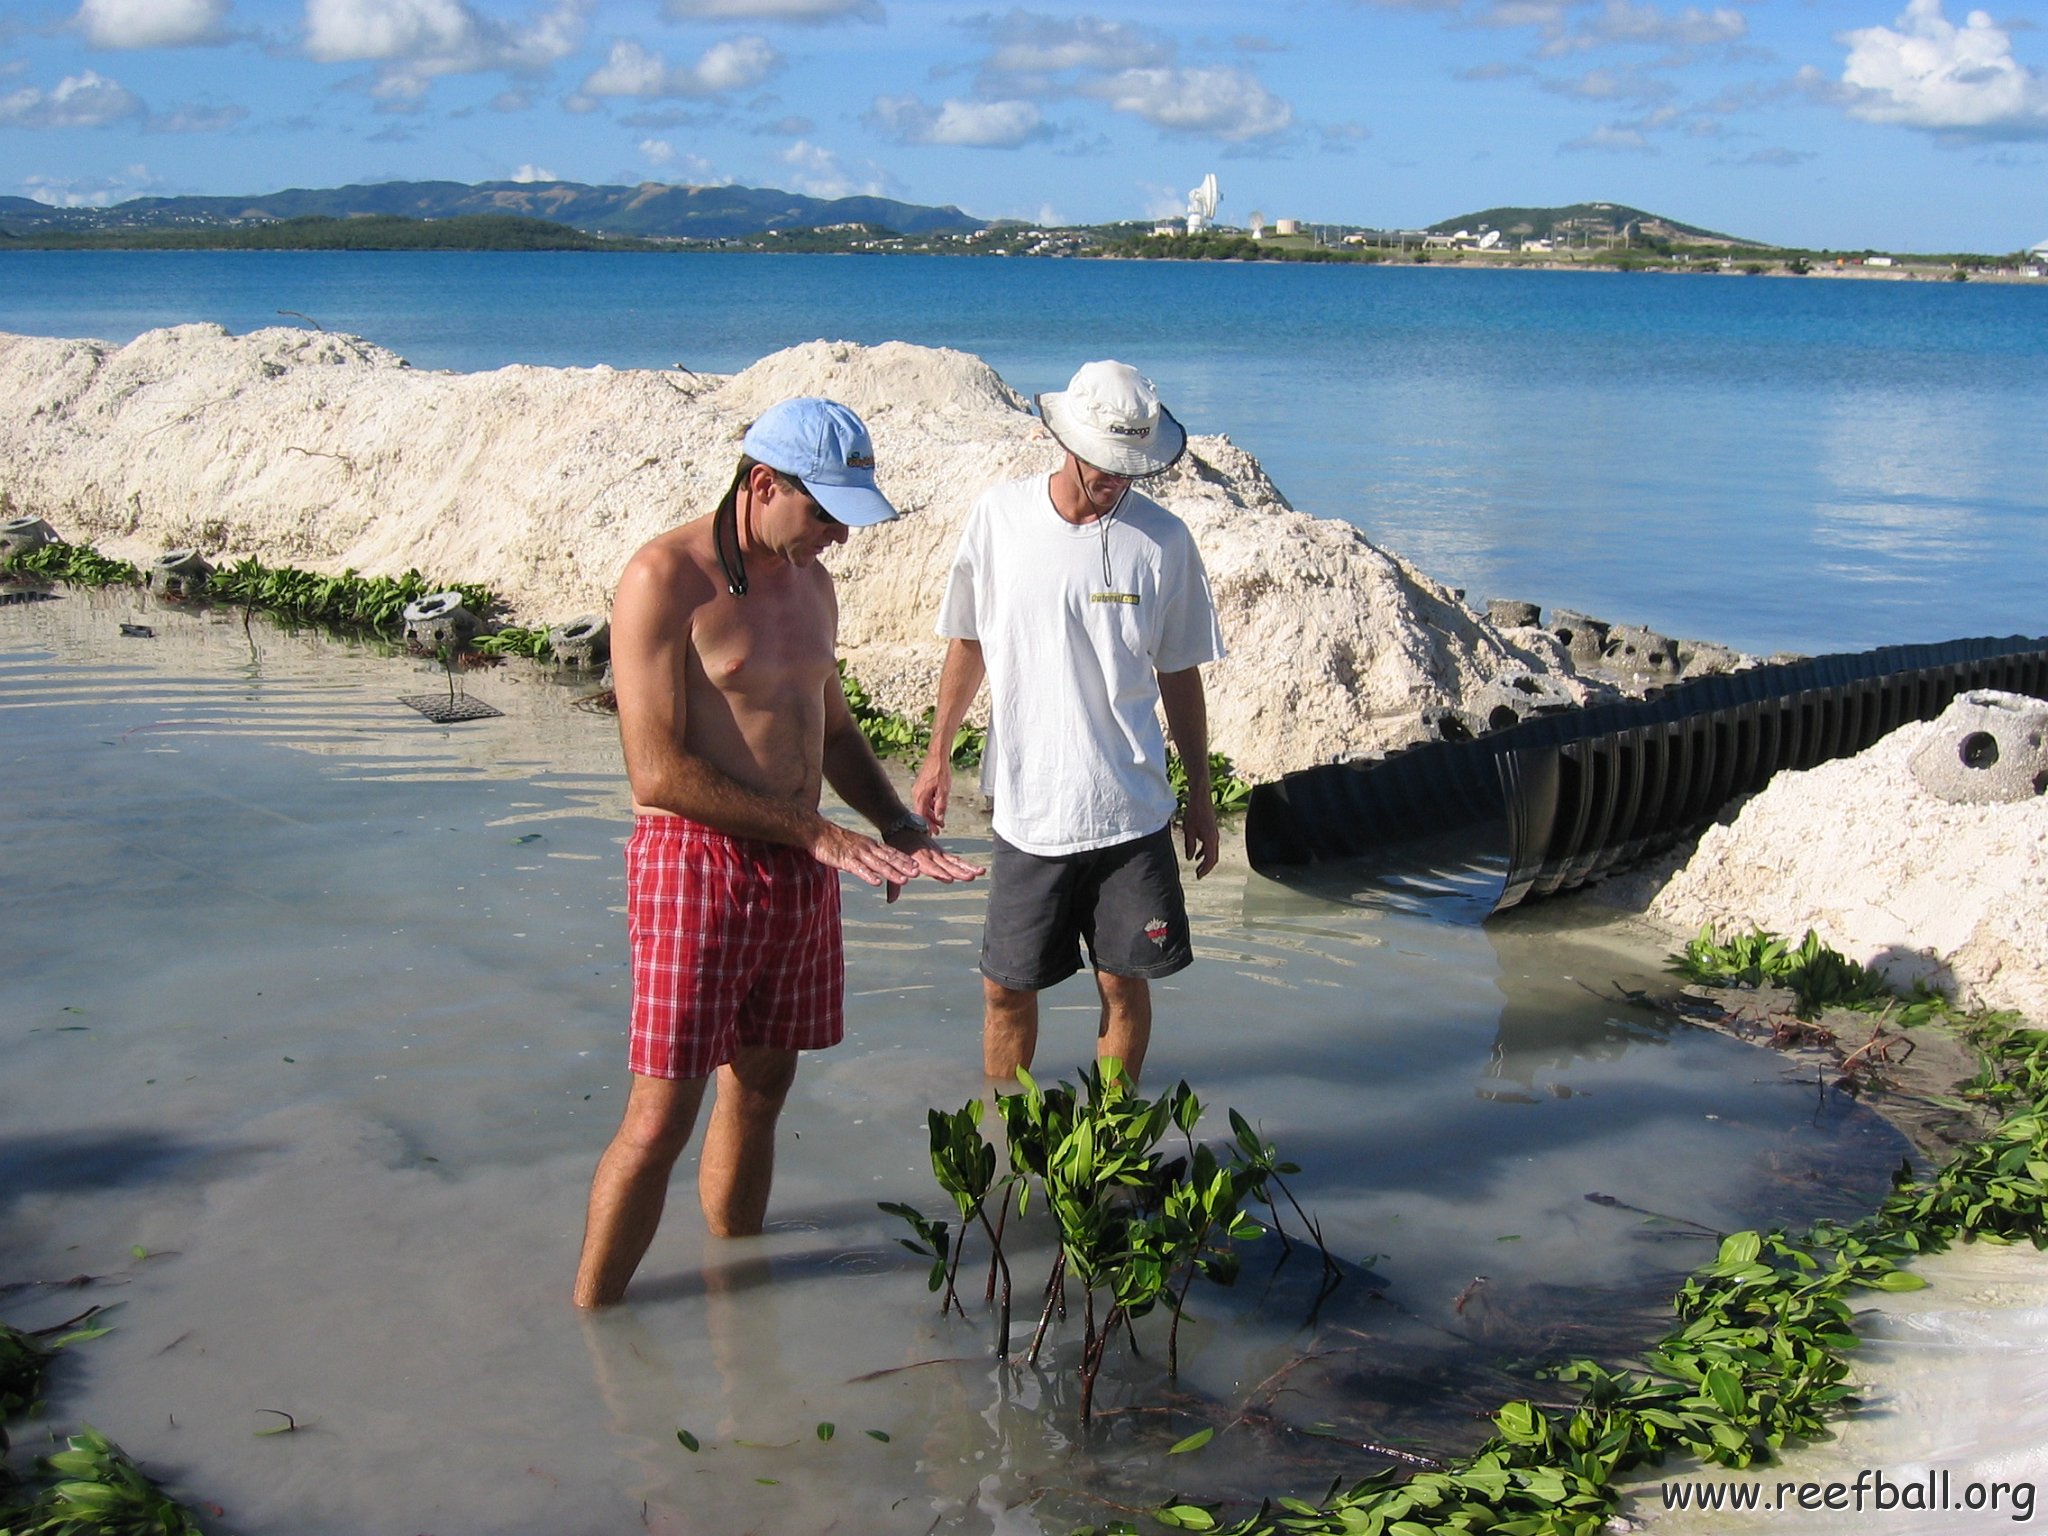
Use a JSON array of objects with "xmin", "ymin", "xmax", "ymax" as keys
[
  {"xmin": 1159, "ymin": 1506, "xmax": 1216, "ymax": 1531},
  {"xmin": 131, "ymin": 1245, "xmax": 148, "ymax": 1259},
  {"xmin": 676, "ymin": 1428, "xmax": 699, "ymax": 1452},
  {"xmin": 1864, "ymin": 1269, "xmax": 1929, "ymax": 1291},
  {"xmin": 865, "ymin": 1429, "xmax": 890, "ymax": 1442},
  {"xmin": 1717, "ymin": 1231, "xmax": 1763, "ymax": 1267},
  {"xmin": 1168, "ymin": 1427, "xmax": 1215, "ymax": 1455},
  {"xmin": 816, "ymin": 1422, "xmax": 835, "ymax": 1441}
]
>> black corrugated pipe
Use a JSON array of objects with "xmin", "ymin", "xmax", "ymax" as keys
[{"xmin": 1246, "ymin": 635, "xmax": 2048, "ymax": 916}]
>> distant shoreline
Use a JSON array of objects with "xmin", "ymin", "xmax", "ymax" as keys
[{"xmin": 6, "ymin": 243, "xmax": 2044, "ymax": 285}]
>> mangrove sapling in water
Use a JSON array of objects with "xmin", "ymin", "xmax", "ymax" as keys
[{"xmin": 884, "ymin": 1064, "xmax": 1326, "ymax": 1425}]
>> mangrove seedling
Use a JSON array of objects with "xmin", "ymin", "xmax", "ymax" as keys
[{"xmin": 885, "ymin": 1063, "xmax": 1319, "ymax": 1424}]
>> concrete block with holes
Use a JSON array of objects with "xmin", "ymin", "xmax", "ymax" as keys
[{"xmin": 1909, "ymin": 690, "xmax": 2048, "ymax": 804}]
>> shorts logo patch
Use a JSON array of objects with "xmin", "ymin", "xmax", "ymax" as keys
[{"xmin": 1143, "ymin": 917, "xmax": 1171, "ymax": 945}]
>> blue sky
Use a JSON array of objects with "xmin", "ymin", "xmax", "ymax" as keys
[{"xmin": 3, "ymin": 0, "xmax": 2044, "ymax": 252}]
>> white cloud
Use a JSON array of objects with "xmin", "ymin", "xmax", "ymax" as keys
[
  {"xmin": 1736, "ymin": 146, "xmax": 1816, "ymax": 167},
  {"xmin": 638, "ymin": 136, "xmax": 673, "ymax": 161},
  {"xmin": 869, "ymin": 94, "xmax": 1047, "ymax": 147},
  {"xmin": 1837, "ymin": 0, "xmax": 2048, "ymax": 139},
  {"xmin": 78, "ymin": 0, "xmax": 230, "ymax": 49},
  {"xmin": 304, "ymin": 0, "xmax": 589, "ymax": 91},
  {"xmin": 1581, "ymin": 0, "xmax": 1745, "ymax": 50},
  {"xmin": 1542, "ymin": 65, "xmax": 1678, "ymax": 104},
  {"xmin": 147, "ymin": 100, "xmax": 249, "ymax": 131},
  {"xmin": 0, "ymin": 69, "xmax": 146, "ymax": 128},
  {"xmin": 307, "ymin": 0, "xmax": 478, "ymax": 61},
  {"xmin": 21, "ymin": 163, "xmax": 162, "ymax": 205},
  {"xmin": 778, "ymin": 138, "xmax": 882, "ymax": 197},
  {"xmin": 1085, "ymin": 64, "xmax": 1293, "ymax": 141},
  {"xmin": 981, "ymin": 13, "xmax": 1171, "ymax": 78},
  {"xmin": 1560, "ymin": 123, "xmax": 1658, "ymax": 152},
  {"xmin": 580, "ymin": 34, "xmax": 780, "ymax": 98},
  {"xmin": 662, "ymin": 0, "xmax": 879, "ymax": 21},
  {"xmin": 697, "ymin": 34, "xmax": 778, "ymax": 90},
  {"xmin": 1137, "ymin": 180, "xmax": 1185, "ymax": 219},
  {"xmin": 509, "ymin": 162, "xmax": 556, "ymax": 180},
  {"xmin": 965, "ymin": 13, "xmax": 1291, "ymax": 146}
]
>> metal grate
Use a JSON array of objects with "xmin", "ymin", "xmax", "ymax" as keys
[{"xmin": 396, "ymin": 693, "xmax": 504, "ymax": 723}]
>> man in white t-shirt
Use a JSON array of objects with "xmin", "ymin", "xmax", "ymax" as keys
[{"xmin": 911, "ymin": 360, "xmax": 1226, "ymax": 1083}]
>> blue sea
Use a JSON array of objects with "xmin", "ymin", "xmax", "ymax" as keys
[{"xmin": 4, "ymin": 250, "xmax": 2044, "ymax": 657}]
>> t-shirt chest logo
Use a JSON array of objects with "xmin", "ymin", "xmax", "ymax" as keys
[{"xmin": 1089, "ymin": 592, "xmax": 1139, "ymax": 605}]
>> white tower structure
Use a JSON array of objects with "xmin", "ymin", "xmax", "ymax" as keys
[{"xmin": 1185, "ymin": 173, "xmax": 1220, "ymax": 234}]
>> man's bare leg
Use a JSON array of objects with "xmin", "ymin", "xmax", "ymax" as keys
[
  {"xmin": 983, "ymin": 976, "xmax": 1040, "ymax": 1082},
  {"xmin": 698, "ymin": 1045, "xmax": 800, "ymax": 1238},
  {"xmin": 1095, "ymin": 972, "xmax": 1153, "ymax": 1083},
  {"xmin": 574, "ymin": 1073, "xmax": 712, "ymax": 1308}
]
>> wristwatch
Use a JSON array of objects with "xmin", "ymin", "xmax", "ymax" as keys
[{"xmin": 882, "ymin": 809, "xmax": 929, "ymax": 837}]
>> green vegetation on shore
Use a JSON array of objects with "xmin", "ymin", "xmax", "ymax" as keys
[{"xmin": 8, "ymin": 213, "xmax": 638, "ymax": 253}]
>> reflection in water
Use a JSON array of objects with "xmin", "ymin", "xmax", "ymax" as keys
[
  {"xmin": 0, "ymin": 591, "xmax": 1923, "ymax": 1533},
  {"xmin": 1812, "ymin": 394, "xmax": 1990, "ymax": 582}
]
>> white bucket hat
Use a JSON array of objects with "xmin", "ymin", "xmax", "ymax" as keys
[{"xmin": 1035, "ymin": 360, "xmax": 1187, "ymax": 479}]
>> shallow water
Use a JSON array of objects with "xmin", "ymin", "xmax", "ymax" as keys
[{"xmin": 2, "ymin": 587, "xmax": 1919, "ymax": 1532}]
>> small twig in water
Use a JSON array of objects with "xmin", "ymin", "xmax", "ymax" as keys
[
  {"xmin": 844, "ymin": 1356, "xmax": 978, "ymax": 1384},
  {"xmin": 1452, "ymin": 1275, "xmax": 1488, "ymax": 1316}
]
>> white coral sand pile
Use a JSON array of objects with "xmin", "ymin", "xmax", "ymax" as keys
[
  {"xmin": 0, "ymin": 323, "xmax": 1579, "ymax": 780},
  {"xmin": 1648, "ymin": 716, "xmax": 2048, "ymax": 1021}
]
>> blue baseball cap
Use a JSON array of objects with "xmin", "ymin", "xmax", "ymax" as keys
[{"xmin": 741, "ymin": 397, "xmax": 898, "ymax": 527}]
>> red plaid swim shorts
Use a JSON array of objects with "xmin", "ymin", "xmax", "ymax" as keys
[{"xmin": 626, "ymin": 815, "xmax": 844, "ymax": 1080}]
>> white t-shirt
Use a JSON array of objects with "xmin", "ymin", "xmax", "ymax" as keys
[{"xmin": 936, "ymin": 471, "xmax": 1226, "ymax": 856}]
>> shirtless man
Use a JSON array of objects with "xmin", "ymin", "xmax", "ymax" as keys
[{"xmin": 573, "ymin": 397, "xmax": 981, "ymax": 1309}]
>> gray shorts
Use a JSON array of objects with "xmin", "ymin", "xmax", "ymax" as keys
[{"xmin": 980, "ymin": 826, "xmax": 1193, "ymax": 992}]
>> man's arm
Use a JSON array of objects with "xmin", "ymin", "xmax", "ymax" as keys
[
  {"xmin": 1157, "ymin": 665, "xmax": 1220, "ymax": 879},
  {"xmin": 911, "ymin": 637, "xmax": 987, "ymax": 832},
  {"xmin": 820, "ymin": 673, "xmax": 983, "ymax": 902},
  {"xmin": 610, "ymin": 543, "xmax": 919, "ymax": 889}
]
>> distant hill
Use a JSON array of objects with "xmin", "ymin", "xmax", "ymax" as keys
[
  {"xmin": 0, "ymin": 179, "xmax": 984, "ymax": 241},
  {"xmin": 10, "ymin": 214, "xmax": 631, "ymax": 252},
  {"xmin": 1426, "ymin": 203, "xmax": 1764, "ymax": 248}
]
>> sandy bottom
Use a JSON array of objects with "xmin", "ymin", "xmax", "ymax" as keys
[{"xmin": 0, "ymin": 587, "xmax": 1981, "ymax": 1535}]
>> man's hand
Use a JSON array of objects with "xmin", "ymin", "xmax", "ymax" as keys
[
  {"xmin": 881, "ymin": 824, "xmax": 985, "ymax": 904},
  {"xmin": 1182, "ymin": 797, "xmax": 1220, "ymax": 879},
  {"xmin": 809, "ymin": 820, "xmax": 922, "ymax": 889},
  {"xmin": 911, "ymin": 753, "xmax": 954, "ymax": 832}
]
